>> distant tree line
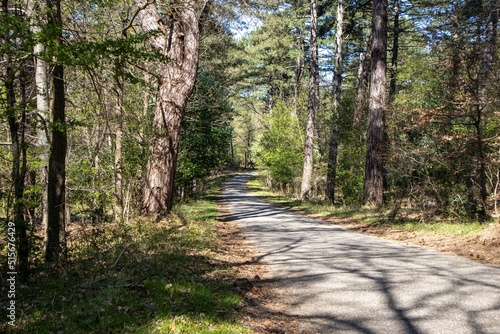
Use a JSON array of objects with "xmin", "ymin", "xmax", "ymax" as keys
[{"xmin": 232, "ymin": 0, "xmax": 499, "ymax": 221}]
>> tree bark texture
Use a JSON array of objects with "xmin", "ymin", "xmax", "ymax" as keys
[
  {"xmin": 326, "ymin": 0, "xmax": 344, "ymax": 203},
  {"xmin": 114, "ymin": 76, "xmax": 124, "ymax": 222},
  {"xmin": 18, "ymin": 69, "xmax": 30, "ymax": 279},
  {"xmin": 293, "ymin": 28, "xmax": 305, "ymax": 118},
  {"xmin": 45, "ymin": 0, "xmax": 67, "ymax": 262},
  {"xmin": 353, "ymin": 34, "xmax": 371, "ymax": 129},
  {"xmin": 474, "ymin": 0, "xmax": 498, "ymax": 220},
  {"xmin": 26, "ymin": 0, "xmax": 50, "ymax": 243},
  {"xmin": 2, "ymin": 20, "xmax": 29, "ymax": 278},
  {"xmin": 35, "ymin": 47, "xmax": 50, "ymax": 239},
  {"xmin": 135, "ymin": 0, "xmax": 201, "ymax": 213},
  {"xmin": 301, "ymin": 0, "xmax": 319, "ymax": 200},
  {"xmin": 389, "ymin": 0, "xmax": 399, "ymax": 100},
  {"xmin": 363, "ymin": 0, "xmax": 387, "ymax": 209}
]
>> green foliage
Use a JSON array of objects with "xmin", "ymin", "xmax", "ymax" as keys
[
  {"xmin": 177, "ymin": 70, "xmax": 234, "ymax": 190},
  {"xmin": 256, "ymin": 101, "xmax": 303, "ymax": 185},
  {"xmin": 66, "ymin": 154, "xmax": 114, "ymax": 218},
  {"xmin": 66, "ymin": 33, "xmax": 170, "ymax": 70},
  {"xmin": 176, "ymin": 21, "xmax": 237, "ymax": 195},
  {"xmin": 231, "ymin": 5, "xmax": 307, "ymax": 103},
  {"xmin": 0, "ymin": 10, "xmax": 35, "ymax": 57},
  {"xmin": 63, "ymin": 56, "xmax": 152, "ymax": 218},
  {"xmin": 336, "ymin": 160, "xmax": 364, "ymax": 205},
  {"xmin": 393, "ymin": 48, "xmax": 444, "ymax": 110}
]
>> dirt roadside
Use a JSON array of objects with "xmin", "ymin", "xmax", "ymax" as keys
[
  {"xmin": 321, "ymin": 215, "xmax": 500, "ymax": 266},
  {"xmin": 216, "ymin": 203, "xmax": 308, "ymax": 334}
]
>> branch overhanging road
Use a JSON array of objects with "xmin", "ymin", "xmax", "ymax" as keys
[{"xmin": 220, "ymin": 174, "xmax": 500, "ymax": 334}]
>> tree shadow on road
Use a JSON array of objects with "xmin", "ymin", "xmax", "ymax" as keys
[{"xmin": 222, "ymin": 174, "xmax": 500, "ymax": 334}]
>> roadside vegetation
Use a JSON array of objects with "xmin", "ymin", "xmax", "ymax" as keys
[
  {"xmin": 248, "ymin": 173, "xmax": 500, "ymax": 266},
  {"xmin": 248, "ymin": 173, "xmax": 482, "ymax": 235},
  {"xmin": 0, "ymin": 175, "xmax": 251, "ymax": 334}
]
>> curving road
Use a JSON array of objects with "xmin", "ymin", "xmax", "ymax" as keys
[{"xmin": 220, "ymin": 174, "xmax": 500, "ymax": 334}]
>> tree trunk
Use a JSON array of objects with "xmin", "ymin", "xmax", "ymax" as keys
[
  {"xmin": 475, "ymin": 0, "xmax": 498, "ymax": 220},
  {"xmin": 26, "ymin": 0, "xmax": 50, "ymax": 242},
  {"xmin": 114, "ymin": 76, "xmax": 124, "ymax": 222},
  {"xmin": 353, "ymin": 34, "xmax": 371, "ymax": 129},
  {"xmin": 363, "ymin": 0, "xmax": 387, "ymax": 209},
  {"xmin": 135, "ymin": 0, "xmax": 201, "ymax": 213},
  {"xmin": 389, "ymin": 0, "xmax": 400, "ymax": 100},
  {"xmin": 7, "ymin": 79, "xmax": 30, "ymax": 280},
  {"xmin": 293, "ymin": 29, "xmax": 305, "ymax": 118},
  {"xmin": 301, "ymin": 0, "xmax": 319, "ymax": 200},
  {"xmin": 326, "ymin": 0, "xmax": 344, "ymax": 203},
  {"xmin": 45, "ymin": 0, "xmax": 67, "ymax": 262},
  {"xmin": 3, "ymin": 19, "xmax": 30, "ymax": 278},
  {"xmin": 35, "ymin": 47, "xmax": 50, "ymax": 236},
  {"xmin": 18, "ymin": 67, "xmax": 30, "ymax": 279}
]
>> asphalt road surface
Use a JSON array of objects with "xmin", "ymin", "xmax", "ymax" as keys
[{"xmin": 220, "ymin": 173, "xmax": 500, "ymax": 334}]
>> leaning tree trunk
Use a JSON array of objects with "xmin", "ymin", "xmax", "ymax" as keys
[
  {"xmin": 326, "ymin": 0, "xmax": 344, "ymax": 203},
  {"xmin": 45, "ymin": 0, "xmax": 67, "ymax": 262},
  {"xmin": 135, "ymin": 0, "xmax": 201, "ymax": 213},
  {"xmin": 301, "ymin": 0, "xmax": 319, "ymax": 200},
  {"xmin": 363, "ymin": 0, "xmax": 387, "ymax": 209}
]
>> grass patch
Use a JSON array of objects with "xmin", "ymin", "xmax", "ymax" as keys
[
  {"xmin": 248, "ymin": 172, "xmax": 487, "ymax": 237},
  {"xmin": 385, "ymin": 220, "xmax": 484, "ymax": 235},
  {"xmin": 0, "ymin": 174, "xmax": 250, "ymax": 334}
]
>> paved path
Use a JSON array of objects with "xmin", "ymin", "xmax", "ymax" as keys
[{"xmin": 220, "ymin": 174, "xmax": 500, "ymax": 334}]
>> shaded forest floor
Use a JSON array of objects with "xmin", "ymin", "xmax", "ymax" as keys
[{"xmin": 0, "ymin": 174, "xmax": 272, "ymax": 334}]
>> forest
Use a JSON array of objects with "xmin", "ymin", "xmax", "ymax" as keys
[{"xmin": 0, "ymin": 0, "xmax": 499, "ymax": 330}]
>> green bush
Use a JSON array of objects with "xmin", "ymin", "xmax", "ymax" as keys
[{"xmin": 256, "ymin": 101, "xmax": 303, "ymax": 186}]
